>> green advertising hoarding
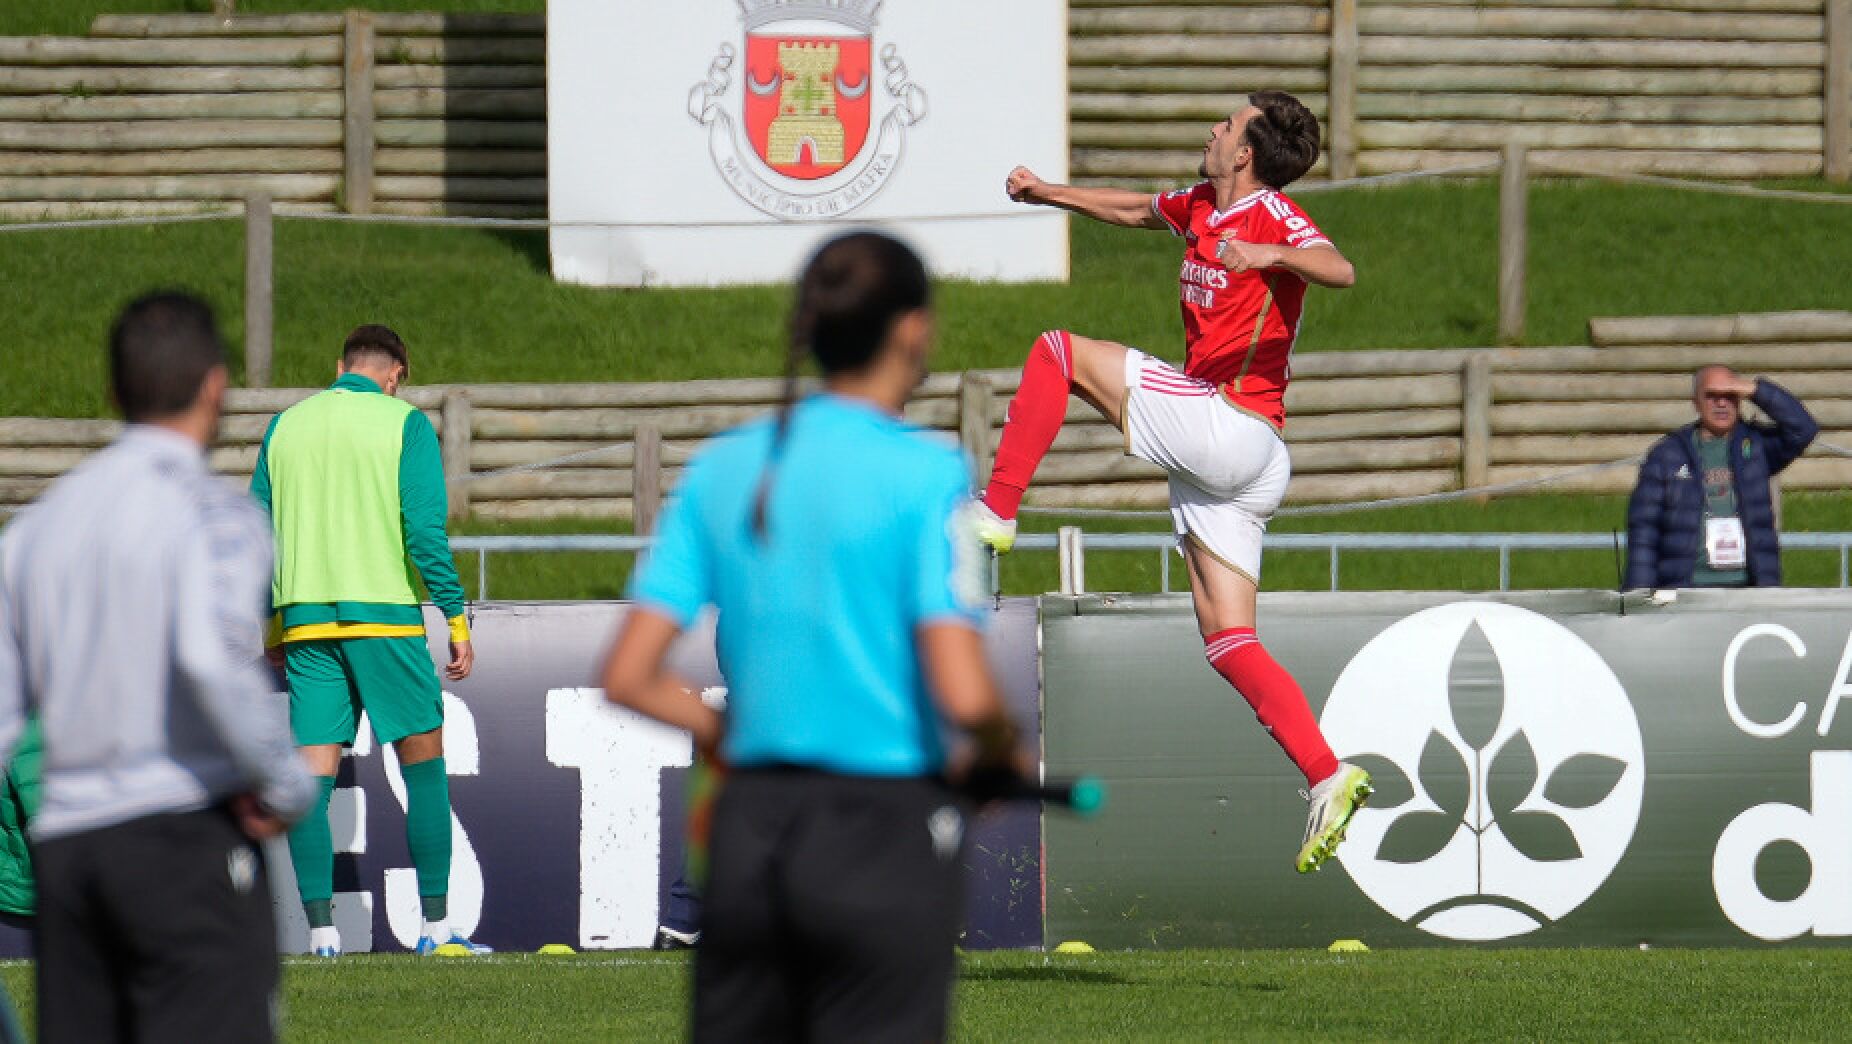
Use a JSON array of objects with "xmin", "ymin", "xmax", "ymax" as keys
[{"xmin": 1042, "ymin": 589, "xmax": 1852, "ymax": 948}]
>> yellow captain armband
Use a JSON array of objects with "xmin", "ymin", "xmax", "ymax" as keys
[
  {"xmin": 447, "ymin": 614, "xmax": 472, "ymax": 644},
  {"xmin": 265, "ymin": 613, "xmax": 284, "ymax": 649}
]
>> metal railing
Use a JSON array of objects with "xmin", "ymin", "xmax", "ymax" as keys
[
  {"xmin": 1040, "ymin": 530, "xmax": 1852, "ymax": 595},
  {"xmin": 451, "ymin": 534, "xmax": 648, "ymax": 600},
  {"xmin": 450, "ymin": 531, "xmax": 1852, "ymax": 599}
]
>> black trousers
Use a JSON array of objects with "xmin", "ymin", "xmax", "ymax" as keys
[
  {"xmin": 33, "ymin": 808, "xmax": 279, "ymax": 1044},
  {"xmin": 694, "ymin": 769, "xmax": 966, "ymax": 1044}
]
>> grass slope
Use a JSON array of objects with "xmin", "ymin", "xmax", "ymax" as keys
[
  {"xmin": 6, "ymin": 949, "xmax": 1849, "ymax": 1041},
  {"xmin": 7, "ymin": 180, "xmax": 1852, "ymax": 418},
  {"xmin": 9, "ymin": 171, "xmax": 1852, "ymax": 594}
]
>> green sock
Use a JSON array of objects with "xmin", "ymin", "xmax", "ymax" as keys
[
  {"xmin": 303, "ymin": 899, "xmax": 333, "ymax": 930},
  {"xmin": 401, "ymin": 757, "xmax": 452, "ymax": 916},
  {"xmin": 287, "ymin": 776, "xmax": 339, "ymax": 929}
]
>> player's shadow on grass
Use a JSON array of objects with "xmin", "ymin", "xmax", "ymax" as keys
[{"xmin": 960, "ymin": 966, "xmax": 1128, "ymax": 985}]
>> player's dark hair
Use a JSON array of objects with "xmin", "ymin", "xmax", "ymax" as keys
[
  {"xmin": 750, "ymin": 231, "xmax": 931, "ymax": 540},
  {"xmin": 1243, "ymin": 90, "xmax": 1321, "ymax": 189},
  {"xmin": 343, "ymin": 323, "xmax": 410, "ymax": 377},
  {"xmin": 109, "ymin": 291, "xmax": 226, "ymax": 423}
]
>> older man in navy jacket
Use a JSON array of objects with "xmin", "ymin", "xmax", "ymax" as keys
[{"xmin": 1626, "ymin": 366, "xmax": 1817, "ymax": 589}]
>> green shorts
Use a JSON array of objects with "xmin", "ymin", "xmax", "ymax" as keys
[{"xmin": 284, "ymin": 635, "xmax": 444, "ymax": 746}]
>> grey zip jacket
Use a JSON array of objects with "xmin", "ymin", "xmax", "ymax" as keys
[{"xmin": 0, "ymin": 425, "xmax": 314, "ymax": 841}]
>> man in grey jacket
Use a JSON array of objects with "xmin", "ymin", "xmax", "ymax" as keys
[{"xmin": 0, "ymin": 292, "xmax": 315, "ymax": 1043}]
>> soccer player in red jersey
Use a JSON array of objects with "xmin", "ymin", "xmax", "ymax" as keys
[{"xmin": 973, "ymin": 90, "xmax": 1372, "ymax": 873}]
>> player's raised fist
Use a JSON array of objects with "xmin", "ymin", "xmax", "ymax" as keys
[{"xmin": 1005, "ymin": 166, "xmax": 1045, "ymax": 203}]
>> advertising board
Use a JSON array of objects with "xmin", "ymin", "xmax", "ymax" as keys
[{"xmin": 1043, "ymin": 590, "xmax": 1852, "ymax": 947}]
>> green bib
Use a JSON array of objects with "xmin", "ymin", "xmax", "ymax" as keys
[{"xmin": 266, "ymin": 388, "xmax": 420, "ymax": 607}]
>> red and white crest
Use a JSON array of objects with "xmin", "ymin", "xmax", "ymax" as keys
[
  {"xmin": 689, "ymin": 0, "xmax": 927, "ymax": 219},
  {"xmin": 742, "ymin": 32, "xmax": 872, "ymax": 180}
]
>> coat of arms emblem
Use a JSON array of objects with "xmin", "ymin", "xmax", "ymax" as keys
[{"xmin": 689, "ymin": 0, "xmax": 927, "ymax": 219}]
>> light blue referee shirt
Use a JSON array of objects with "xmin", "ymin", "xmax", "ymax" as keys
[{"xmin": 629, "ymin": 393, "xmax": 987, "ymax": 777}]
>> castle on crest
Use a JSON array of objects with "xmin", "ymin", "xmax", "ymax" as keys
[{"xmin": 766, "ymin": 42, "xmax": 845, "ymax": 166}]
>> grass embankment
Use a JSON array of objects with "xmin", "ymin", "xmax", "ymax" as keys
[
  {"xmin": 9, "ymin": 176, "xmax": 1852, "ymax": 593},
  {"xmin": 8, "ymin": 180, "xmax": 1852, "ymax": 418}
]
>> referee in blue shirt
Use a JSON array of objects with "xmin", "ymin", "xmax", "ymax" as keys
[{"xmin": 604, "ymin": 232, "xmax": 1026, "ymax": 1042}]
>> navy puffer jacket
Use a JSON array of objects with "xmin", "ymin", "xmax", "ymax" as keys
[{"xmin": 1624, "ymin": 379, "xmax": 1817, "ymax": 589}]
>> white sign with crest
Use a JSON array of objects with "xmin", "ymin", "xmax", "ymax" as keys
[{"xmin": 548, "ymin": 0, "xmax": 1069, "ymax": 286}]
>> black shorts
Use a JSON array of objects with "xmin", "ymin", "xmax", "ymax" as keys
[
  {"xmin": 33, "ymin": 807, "xmax": 280, "ymax": 1044},
  {"xmin": 694, "ymin": 769, "xmax": 966, "ymax": 1043}
]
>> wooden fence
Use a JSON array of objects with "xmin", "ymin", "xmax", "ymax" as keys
[
  {"xmin": 2, "ymin": 311, "xmax": 1848, "ymax": 521},
  {"xmin": 0, "ymin": 12, "xmax": 545, "ymax": 220},
  {"xmin": 1072, "ymin": 0, "xmax": 1852, "ymax": 184},
  {"xmin": 1, "ymin": 1, "xmax": 1848, "ymax": 218}
]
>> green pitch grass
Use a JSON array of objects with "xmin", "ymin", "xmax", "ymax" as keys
[
  {"xmin": 6, "ymin": 180, "xmax": 1852, "ymax": 418},
  {"xmin": 4, "ymin": 949, "xmax": 1849, "ymax": 1040}
]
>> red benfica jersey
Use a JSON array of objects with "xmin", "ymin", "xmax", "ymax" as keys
[{"xmin": 1152, "ymin": 183, "xmax": 1332, "ymax": 430}]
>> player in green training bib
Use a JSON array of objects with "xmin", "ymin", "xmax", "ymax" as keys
[{"xmin": 251, "ymin": 325, "xmax": 483, "ymax": 958}]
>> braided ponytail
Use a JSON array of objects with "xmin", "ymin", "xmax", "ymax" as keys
[
  {"xmin": 749, "ymin": 301, "xmax": 813, "ymax": 539},
  {"xmin": 749, "ymin": 232, "xmax": 930, "ymax": 543}
]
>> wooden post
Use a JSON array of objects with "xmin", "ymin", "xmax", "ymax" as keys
[
  {"xmin": 957, "ymin": 371, "xmax": 994, "ymax": 485},
  {"xmin": 243, "ymin": 192, "xmax": 272, "ymax": 388},
  {"xmin": 634, "ymin": 424, "xmax": 662, "ymax": 535},
  {"xmin": 213, "ymin": 0, "xmax": 237, "ymax": 18},
  {"xmin": 342, "ymin": 9, "xmax": 375, "ymax": 214},
  {"xmin": 1461, "ymin": 353, "xmax": 1493, "ymax": 497},
  {"xmin": 441, "ymin": 388, "xmax": 472, "ymax": 520},
  {"xmin": 1828, "ymin": 0, "xmax": 1851, "ymax": 182},
  {"xmin": 1498, "ymin": 143, "xmax": 1528, "ymax": 346},
  {"xmin": 1327, "ymin": 0, "xmax": 1360, "ymax": 181}
]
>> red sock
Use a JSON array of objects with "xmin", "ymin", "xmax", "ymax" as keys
[
  {"xmin": 1205, "ymin": 627, "xmax": 1340, "ymax": 787},
  {"xmin": 982, "ymin": 330, "xmax": 1074, "ymax": 519}
]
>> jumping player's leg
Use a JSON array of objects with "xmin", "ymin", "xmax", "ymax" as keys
[
  {"xmin": 1182, "ymin": 539, "xmax": 1373, "ymax": 873},
  {"xmin": 1183, "ymin": 541, "xmax": 1339, "ymax": 787},
  {"xmin": 981, "ymin": 330, "xmax": 1129, "ymax": 521}
]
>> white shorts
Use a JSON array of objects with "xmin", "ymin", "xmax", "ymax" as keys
[{"xmin": 1122, "ymin": 349, "xmax": 1291, "ymax": 583}]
